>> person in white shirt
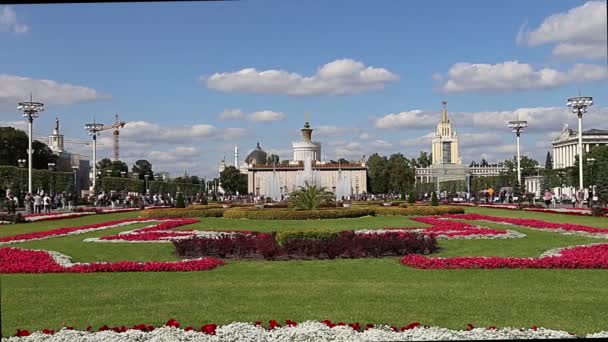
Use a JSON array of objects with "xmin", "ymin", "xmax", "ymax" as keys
[
  {"xmin": 34, "ymin": 194, "xmax": 42, "ymax": 214},
  {"xmin": 43, "ymin": 195, "xmax": 51, "ymax": 213}
]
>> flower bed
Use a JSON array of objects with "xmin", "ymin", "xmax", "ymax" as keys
[
  {"xmin": 443, "ymin": 213, "xmax": 608, "ymax": 238},
  {"xmin": 174, "ymin": 230, "xmax": 437, "ymax": 260},
  {"xmin": 22, "ymin": 212, "xmax": 96, "ymax": 222},
  {"xmin": 401, "ymin": 243, "xmax": 608, "ymax": 269},
  {"xmin": 7, "ymin": 319, "xmax": 596, "ymax": 340},
  {"xmin": 0, "ymin": 247, "xmax": 224, "ymax": 274},
  {"xmin": 0, "ymin": 218, "xmax": 200, "ymax": 245}
]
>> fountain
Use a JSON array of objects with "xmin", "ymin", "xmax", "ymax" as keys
[
  {"xmin": 295, "ymin": 157, "xmax": 320, "ymax": 189},
  {"xmin": 265, "ymin": 169, "xmax": 282, "ymax": 202},
  {"xmin": 334, "ymin": 170, "xmax": 352, "ymax": 201}
]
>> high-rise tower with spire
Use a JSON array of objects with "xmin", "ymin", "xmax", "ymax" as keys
[{"xmin": 431, "ymin": 101, "xmax": 461, "ymax": 165}]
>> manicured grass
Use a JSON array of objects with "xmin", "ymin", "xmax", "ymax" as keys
[
  {"xmin": 2, "ymin": 207, "xmax": 608, "ymax": 336},
  {"xmin": 177, "ymin": 215, "xmax": 427, "ymax": 232},
  {"xmin": 2, "ymin": 261, "xmax": 608, "ymax": 335}
]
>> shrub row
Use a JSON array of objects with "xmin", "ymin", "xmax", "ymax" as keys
[
  {"xmin": 275, "ymin": 228, "xmax": 338, "ymax": 246},
  {"xmin": 174, "ymin": 231, "xmax": 437, "ymax": 260},
  {"xmin": 370, "ymin": 206, "xmax": 464, "ymax": 216},
  {"xmin": 222, "ymin": 208, "xmax": 373, "ymax": 220},
  {"xmin": 139, "ymin": 208, "xmax": 225, "ymax": 219}
]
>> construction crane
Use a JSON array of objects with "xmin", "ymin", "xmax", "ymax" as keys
[{"xmin": 99, "ymin": 114, "xmax": 126, "ymax": 162}]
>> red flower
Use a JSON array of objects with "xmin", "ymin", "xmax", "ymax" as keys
[
  {"xmin": 15, "ymin": 329, "xmax": 30, "ymax": 337},
  {"xmin": 466, "ymin": 323, "xmax": 475, "ymax": 331},
  {"xmin": 286, "ymin": 320, "xmax": 298, "ymax": 327},
  {"xmin": 402, "ymin": 322, "xmax": 420, "ymax": 330},
  {"xmin": 255, "ymin": 321, "xmax": 262, "ymax": 326},
  {"xmin": 184, "ymin": 326, "xmax": 194, "ymax": 331},
  {"xmin": 166, "ymin": 319, "xmax": 180, "ymax": 328},
  {"xmin": 365, "ymin": 323, "xmax": 375, "ymax": 330},
  {"xmin": 201, "ymin": 323, "xmax": 217, "ymax": 335},
  {"xmin": 487, "ymin": 326, "xmax": 497, "ymax": 330},
  {"xmin": 349, "ymin": 322, "xmax": 361, "ymax": 331},
  {"xmin": 98, "ymin": 325, "xmax": 109, "ymax": 331},
  {"xmin": 531, "ymin": 325, "xmax": 538, "ymax": 331},
  {"xmin": 42, "ymin": 329, "xmax": 55, "ymax": 334},
  {"xmin": 268, "ymin": 320, "xmax": 281, "ymax": 329}
]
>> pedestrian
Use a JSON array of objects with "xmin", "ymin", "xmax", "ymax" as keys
[
  {"xmin": 43, "ymin": 194, "xmax": 51, "ymax": 213},
  {"xmin": 543, "ymin": 190, "xmax": 552, "ymax": 208}
]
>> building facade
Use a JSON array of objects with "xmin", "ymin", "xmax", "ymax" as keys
[
  {"xmin": 415, "ymin": 102, "xmax": 505, "ymax": 189},
  {"xmin": 220, "ymin": 118, "xmax": 368, "ymax": 197},
  {"xmin": 552, "ymin": 124, "xmax": 608, "ymax": 169}
]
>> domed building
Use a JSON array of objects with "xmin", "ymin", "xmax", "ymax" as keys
[{"xmin": 244, "ymin": 143, "xmax": 268, "ymax": 165}]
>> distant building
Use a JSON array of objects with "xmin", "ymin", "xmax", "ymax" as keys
[
  {"xmin": 415, "ymin": 102, "xmax": 506, "ymax": 190},
  {"xmin": 48, "ymin": 117, "xmax": 90, "ymax": 195},
  {"xmin": 552, "ymin": 124, "xmax": 608, "ymax": 169},
  {"xmin": 220, "ymin": 118, "xmax": 367, "ymax": 198}
]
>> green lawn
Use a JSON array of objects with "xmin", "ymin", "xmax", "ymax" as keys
[{"xmin": 2, "ymin": 207, "xmax": 608, "ymax": 336}]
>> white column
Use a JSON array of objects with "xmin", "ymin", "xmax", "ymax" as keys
[
  {"xmin": 578, "ymin": 114, "xmax": 584, "ymax": 191},
  {"xmin": 27, "ymin": 118, "xmax": 33, "ymax": 194}
]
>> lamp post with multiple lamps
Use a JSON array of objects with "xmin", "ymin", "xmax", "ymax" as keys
[
  {"xmin": 84, "ymin": 121, "xmax": 104, "ymax": 195},
  {"xmin": 17, "ymin": 97, "xmax": 45, "ymax": 194},
  {"xmin": 567, "ymin": 96, "xmax": 593, "ymax": 195},
  {"xmin": 508, "ymin": 119, "xmax": 528, "ymax": 187}
]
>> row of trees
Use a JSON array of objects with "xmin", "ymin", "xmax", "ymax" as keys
[
  {"xmin": 0, "ymin": 127, "xmax": 57, "ymax": 169},
  {"xmin": 366, "ymin": 151, "xmax": 433, "ymax": 195}
]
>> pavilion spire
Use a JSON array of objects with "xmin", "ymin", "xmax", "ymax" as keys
[{"xmin": 441, "ymin": 100, "xmax": 449, "ymax": 123}]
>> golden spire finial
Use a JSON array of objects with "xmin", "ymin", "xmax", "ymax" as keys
[{"xmin": 441, "ymin": 100, "xmax": 448, "ymax": 123}]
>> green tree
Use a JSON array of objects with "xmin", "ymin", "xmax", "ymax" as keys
[
  {"xmin": 219, "ymin": 166, "xmax": 247, "ymax": 195},
  {"xmin": 288, "ymin": 182, "xmax": 334, "ymax": 210},
  {"xmin": 387, "ymin": 153, "xmax": 414, "ymax": 194},
  {"xmin": 430, "ymin": 191, "xmax": 439, "ymax": 206},
  {"xmin": 266, "ymin": 154, "xmax": 280, "ymax": 165},
  {"xmin": 132, "ymin": 160, "xmax": 154, "ymax": 180},
  {"xmin": 176, "ymin": 192, "xmax": 185, "ymax": 208},
  {"xmin": 367, "ymin": 153, "xmax": 389, "ymax": 194},
  {"xmin": 31, "ymin": 141, "xmax": 58, "ymax": 170},
  {"xmin": 545, "ymin": 151, "xmax": 553, "ymax": 170},
  {"xmin": 501, "ymin": 156, "xmax": 539, "ymax": 186},
  {"xmin": 0, "ymin": 127, "xmax": 28, "ymax": 167},
  {"xmin": 415, "ymin": 151, "xmax": 432, "ymax": 168},
  {"xmin": 408, "ymin": 190, "xmax": 416, "ymax": 204},
  {"xmin": 512, "ymin": 180, "xmax": 522, "ymax": 202}
]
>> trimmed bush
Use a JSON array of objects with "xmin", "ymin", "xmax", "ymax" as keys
[
  {"xmin": 431, "ymin": 192, "xmax": 439, "ymax": 206},
  {"xmin": 222, "ymin": 208, "xmax": 373, "ymax": 220},
  {"xmin": 176, "ymin": 193, "xmax": 185, "ymax": 208},
  {"xmin": 140, "ymin": 208, "xmax": 225, "ymax": 218},
  {"xmin": 275, "ymin": 228, "xmax": 339, "ymax": 246}
]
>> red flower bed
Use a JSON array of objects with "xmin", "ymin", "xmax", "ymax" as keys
[
  {"xmin": 0, "ymin": 247, "xmax": 224, "ymax": 274},
  {"xmin": 401, "ymin": 243, "xmax": 608, "ymax": 269},
  {"xmin": 0, "ymin": 218, "xmax": 154, "ymax": 244},
  {"xmin": 443, "ymin": 213, "xmax": 608, "ymax": 236},
  {"xmin": 99, "ymin": 218, "xmax": 200, "ymax": 242},
  {"xmin": 410, "ymin": 216, "xmax": 510, "ymax": 238}
]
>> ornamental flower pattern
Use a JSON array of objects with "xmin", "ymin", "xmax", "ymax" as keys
[
  {"xmin": 5, "ymin": 320, "xmax": 602, "ymax": 341},
  {"xmin": 0, "ymin": 247, "xmax": 224, "ymax": 274}
]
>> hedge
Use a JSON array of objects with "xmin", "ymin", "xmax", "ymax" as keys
[
  {"xmin": 370, "ymin": 206, "xmax": 464, "ymax": 216},
  {"xmin": 223, "ymin": 208, "xmax": 374, "ymax": 220},
  {"xmin": 139, "ymin": 208, "xmax": 226, "ymax": 218},
  {"xmin": 96, "ymin": 177, "xmax": 204, "ymax": 196},
  {"xmin": 275, "ymin": 228, "xmax": 339, "ymax": 246},
  {"xmin": 0, "ymin": 165, "xmax": 74, "ymax": 195}
]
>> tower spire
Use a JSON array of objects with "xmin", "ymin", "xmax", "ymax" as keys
[{"xmin": 441, "ymin": 100, "xmax": 448, "ymax": 123}]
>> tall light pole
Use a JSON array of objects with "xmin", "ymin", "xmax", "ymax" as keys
[
  {"xmin": 144, "ymin": 174, "xmax": 150, "ymax": 194},
  {"xmin": 508, "ymin": 120, "xmax": 528, "ymax": 186},
  {"xmin": 17, "ymin": 97, "xmax": 45, "ymax": 194},
  {"xmin": 72, "ymin": 165, "xmax": 79, "ymax": 197},
  {"xmin": 567, "ymin": 96, "xmax": 593, "ymax": 193},
  {"xmin": 84, "ymin": 121, "xmax": 104, "ymax": 195},
  {"xmin": 47, "ymin": 162, "xmax": 56, "ymax": 194}
]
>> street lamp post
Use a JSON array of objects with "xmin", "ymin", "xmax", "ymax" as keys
[
  {"xmin": 587, "ymin": 158, "xmax": 596, "ymax": 205},
  {"xmin": 72, "ymin": 165, "xmax": 79, "ymax": 198},
  {"xmin": 84, "ymin": 121, "xmax": 104, "ymax": 195},
  {"xmin": 47, "ymin": 162, "xmax": 56, "ymax": 194},
  {"xmin": 144, "ymin": 174, "xmax": 150, "ymax": 194},
  {"xmin": 508, "ymin": 120, "xmax": 528, "ymax": 186},
  {"xmin": 17, "ymin": 97, "xmax": 45, "ymax": 194},
  {"xmin": 567, "ymin": 96, "xmax": 593, "ymax": 194},
  {"xmin": 121, "ymin": 171, "xmax": 127, "ymax": 194},
  {"xmin": 18, "ymin": 158, "xmax": 26, "ymax": 194}
]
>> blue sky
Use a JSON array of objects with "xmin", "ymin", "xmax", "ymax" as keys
[{"xmin": 1, "ymin": 0, "xmax": 607, "ymax": 178}]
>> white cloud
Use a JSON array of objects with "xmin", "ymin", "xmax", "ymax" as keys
[
  {"xmin": 458, "ymin": 133, "xmax": 502, "ymax": 147},
  {"xmin": 399, "ymin": 132, "xmax": 434, "ymax": 148},
  {"xmin": 0, "ymin": 74, "xmax": 109, "ymax": 108},
  {"xmin": 0, "ymin": 6, "xmax": 28, "ymax": 34},
  {"xmin": 370, "ymin": 139, "xmax": 393, "ymax": 149},
  {"xmin": 249, "ymin": 110, "xmax": 286, "ymax": 123},
  {"xmin": 218, "ymin": 109, "xmax": 245, "ymax": 120},
  {"xmin": 218, "ymin": 109, "xmax": 286, "ymax": 123},
  {"xmin": 0, "ymin": 120, "xmax": 27, "ymax": 131},
  {"xmin": 374, "ymin": 110, "xmax": 438, "ymax": 129},
  {"xmin": 436, "ymin": 61, "xmax": 607, "ymax": 93},
  {"xmin": 359, "ymin": 132, "xmax": 371, "ymax": 140},
  {"xmin": 205, "ymin": 59, "xmax": 399, "ymax": 96},
  {"xmin": 516, "ymin": 1, "xmax": 607, "ymax": 59}
]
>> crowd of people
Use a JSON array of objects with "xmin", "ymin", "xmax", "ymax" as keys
[{"xmin": 3, "ymin": 191, "xmax": 78, "ymax": 215}]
